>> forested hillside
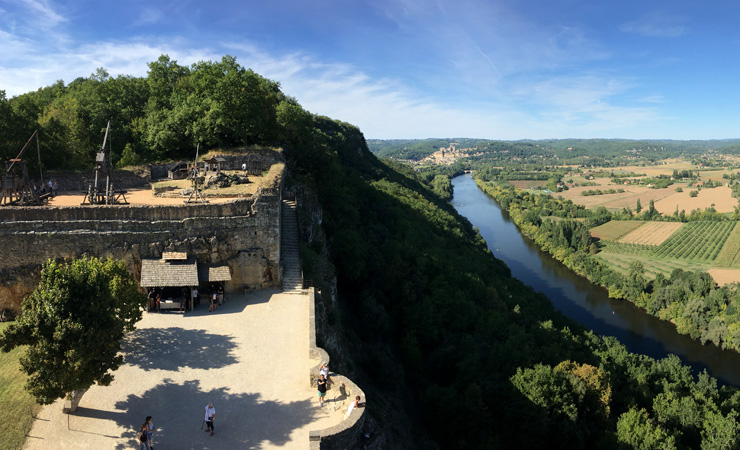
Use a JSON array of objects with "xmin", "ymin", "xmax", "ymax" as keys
[{"xmin": 4, "ymin": 55, "xmax": 740, "ymax": 449}]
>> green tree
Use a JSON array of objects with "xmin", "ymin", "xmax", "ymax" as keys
[
  {"xmin": 636, "ymin": 198, "xmax": 643, "ymax": 214},
  {"xmin": 617, "ymin": 408, "xmax": 677, "ymax": 449},
  {"xmin": 0, "ymin": 257, "xmax": 145, "ymax": 405}
]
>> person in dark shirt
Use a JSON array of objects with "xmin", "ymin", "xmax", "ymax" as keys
[{"xmin": 317, "ymin": 374, "xmax": 327, "ymax": 406}]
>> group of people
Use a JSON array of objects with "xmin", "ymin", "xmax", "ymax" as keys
[
  {"xmin": 36, "ymin": 179, "xmax": 58, "ymax": 196},
  {"xmin": 316, "ymin": 362, "xmax": 363, "ymax": 418},
  {"xmin": 146, "ymin": 284, "xmax": 224, "ymax": 313},
  {"xmin": 137, "ymin": 416, "xmax": 154, "ymax": 450},
  {"xmin": 136, "ymin": 403, "xmax": 216, "ymax": 448},
  {"xmin": 207, "ymin": 283, "xmax": 225, "ymax": 312}
]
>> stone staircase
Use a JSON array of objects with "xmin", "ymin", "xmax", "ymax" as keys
[{"xmin": 281, "ymin": 199, "xmax": 303, "ymax": 294}]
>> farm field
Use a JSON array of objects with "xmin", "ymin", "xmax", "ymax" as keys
[
  {"xmin": 590, "ymin": 221, "xmax": 645, "ymax": 241},
  {"xmin": 510, "ymin": 180, "xmax": 546, "ymax": 189},
  {"xmin": 652, "ymin": 221, "xmax": 735, "ymax": 261},
  {"xmin": 715, "ymin": 224, "xmax": 740, "ymax": 267},
  {"xmin": 620, "ymin": 222, "xmax": 684, "ymax": 245},
  {"xmin": 595, "ymin": 252, "xmax": 712, "ymax": 279},
  {"xmin": 594, "ymin": 220, "xmax": 739, "ymax": 282},
  {"xmin": 707, "ymin": 268, "xmax": 740, "ymax": 286},
  {"xmin": 558, "ymin": 186, "xmax": 675, "ymax": 210},
  {"xmin": 654, "ymin": 186, "xmax": 737, "ymax": 214}
]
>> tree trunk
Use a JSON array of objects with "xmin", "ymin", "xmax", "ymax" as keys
[{"xmin": 62, "ymin": 388, "xmax": 88, "ymax": 414}]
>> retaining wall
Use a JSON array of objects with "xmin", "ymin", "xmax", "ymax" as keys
[
  {"xmin": 0, "ymin": 190, "xmax": 282, "ymax": 314},
  {"xmin": 307, "ymin": 288, "xmax": 367, "ymax": 450}
]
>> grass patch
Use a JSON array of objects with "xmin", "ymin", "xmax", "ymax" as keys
[{"xmin": 0, "ymin": 322, "xmax": 40, "ymax": 450}]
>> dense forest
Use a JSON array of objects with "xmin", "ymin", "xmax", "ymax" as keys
[{"xmin": 5, "ymin": 55, "xmax": 740, "ymax": 449}]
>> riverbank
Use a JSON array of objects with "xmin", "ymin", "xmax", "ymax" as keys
[{"xmin": 451, "ymin": 174, "xmax": 740, "ymax": 386}]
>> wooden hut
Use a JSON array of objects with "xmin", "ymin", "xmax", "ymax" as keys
[{"xmin": 167, "ymin": 161, "xmax": 189, "ymax": 180}]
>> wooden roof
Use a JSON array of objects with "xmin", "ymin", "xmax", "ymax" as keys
[
  {"xmin": 140, "ymin": 258, "xmax": 199, "ymax": 287},
  {"xmin": 168, "ymin": 161, "xmax": 188, "ymax": 171},
  {"xmin": 198, "ymin": 264, "xmax": 232, "ymax": 282}
]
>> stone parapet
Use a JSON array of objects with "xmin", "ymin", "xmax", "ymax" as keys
[{"xmin": 307, "ymin": 288, "xmax": 367, "ymax": 450}]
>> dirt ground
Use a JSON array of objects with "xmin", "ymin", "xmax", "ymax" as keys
[
  {"xmin": 707, "ymin": 268, "xmax": 740, "ymax": 286},
  {"xmin": 655, "ymin": 186, "xmax": 738, "ymax": 214},
  {"xmin": 47, "ymin": 189, "xmax": 238, "ymax": 206},
  {"xmin": 557, "ymin": 186, "xmax": 676, "ymax": 210}
]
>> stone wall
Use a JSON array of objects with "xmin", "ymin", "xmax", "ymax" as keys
[
  {"xmin": 307, "ymin": 288, "xmax": 367, "ymax": 450},
  {"xmin": 0, "ymin": 181, "xmax": 283, "ymax": 314},
  {"xmin": 43, "ymin": 168, "xmax": 150, "ymax": 192}
]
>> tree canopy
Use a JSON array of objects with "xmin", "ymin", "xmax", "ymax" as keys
[{"xmin": 0, "ymin": 257, "xmax": 145, "ymax": 404}]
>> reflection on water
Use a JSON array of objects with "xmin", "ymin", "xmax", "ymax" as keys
[{"xmin": 452, "ymin": 174, "xmax": 740, "ymax": 386}]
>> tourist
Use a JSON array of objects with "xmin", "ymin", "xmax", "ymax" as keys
[
  {"xmin": 180, "ymin": 287, "xmax": 188, "ymax": 312},
  {"xmin": 145, "ymin": 416, "xmax": 154, "ymax": 449},
  {"xmin": 204, "ymin": 402, "xmax": 216, "ymax": 436},
  {"xmin": 320, "ymin": 362, "xmax": 330, "ymax": 383},
  {"xmin": 209, "ymin": 289, "xmax": 217, "ymax": 312},
  {"xmin": 147, "ymin": 288, "xmax": 156, "ymax": 312},
  {"xmin": 192, "ymin": 286, "xmax": 199, "ymax": 308},
  {"xmin": 138, "ymin": 423, "xmax": 150, "ymax": 450},
  {"xmin": 317, "ymin": 374, "xmax": 327, "ymax": 406},
  {"xmin": 52, "ymin": 180, "xmax": 58, "ymax": 196},
  {"xmin": 242, "ymin": 162, "xmax": 247, "ymax": 175},
  {"xmin": 217, "ymin": 284, "xmax": 224, "ymax": 305},
  {"xmin": 345, "ymin": 395, "xmax": 361, "ymax": 419}
]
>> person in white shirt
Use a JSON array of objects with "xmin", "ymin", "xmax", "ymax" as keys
[
  {"xmin": 345, "ymin": 396, "xmax": 361, "ymax": 419},
  {"xmin": 204, "ymin": 402, "xmax": 216, "ymax": 436}
]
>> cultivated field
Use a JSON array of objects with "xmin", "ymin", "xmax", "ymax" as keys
[
  {"xmin": 715, "ymin": 224, "xmax": 740, "ymax": 267},
  {"xmin": 590, "ymin": 221, "xmax": 645, "ymax": 241},
  {"xmin": 652, "ymin": 221, "xmax": 735, "ymax": 261},
  {"xmin": 707, "ymin": 268, "xmax": 740, "ymax": 286},
  {"xmin": 620, "ymin": 222, "xmax": 684, "ymax": 246},
  {"xmin": 595, "ymin": 220, "xmax": 738, "ymax": 281},
  {"xmin": 655, "ymin": 186, "xmax": 737, "ymax": 214},
  {"xmin": 596, "ymin": 252, "xmax": 712, "ymax": 279},
  {"xmin": 557, "ymin": 186, "xmax": 675, "ymax": 210},
  {"xmin": 510, "ymin": 180, "xmax": 546, "ymax": 190}
]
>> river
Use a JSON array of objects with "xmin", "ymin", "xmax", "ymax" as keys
[{"xmin": 451, "ymin": 173, "xmax": 740, "ymax": 386}]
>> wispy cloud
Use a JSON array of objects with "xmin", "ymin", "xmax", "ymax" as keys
[
  {"xmin": 19, "ymin": 0, "xmax": 66, "ymax": 27},
  {"xmin": 620, "ymin": 12, "xmax": 687, "ymax": 38},
  {"xmin": 133, "ymin": 7, "xmax": 165, "ymax": 27}
]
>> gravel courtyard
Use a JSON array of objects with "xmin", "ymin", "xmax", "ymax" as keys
[{"xmin": 22, "ymin": 289, "xmax": 342, "ymax": 449}]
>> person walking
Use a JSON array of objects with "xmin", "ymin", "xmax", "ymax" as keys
[
  {"xmin": 138, "ymin": 423, "xmax": 150, "ymax": 450},
  {"xmin": 317, "ymin": 374, "xmax": 327, "ymax": 406},
  {"xmin": 204, "ymin": 402, "xmax": 216, "ymax": 436},
  {"xmin": 145, "ymin": 416, "xmax": 154, "ymax": 449}
]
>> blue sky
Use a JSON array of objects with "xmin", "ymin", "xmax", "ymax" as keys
[{"xmin": 2, "ymin": 0, "xmax": 740, "ymax": 140}]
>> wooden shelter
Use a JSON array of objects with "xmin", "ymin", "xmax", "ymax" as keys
[
  {"xmin": 167, "ymin": 161, "xmax": 189, "ymax": 180},
  {"xmin": 140, "ymin": 253, "xmax": 199, "ymax": 310},
  {"xmin": 203, "ymin": 156, "xmax": 227, "ymax": 173},
  {"xmin": 140, "ymin": 253, "xmax": 232, "ymax": 311}
]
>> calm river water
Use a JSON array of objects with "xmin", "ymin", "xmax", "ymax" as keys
[{"xmin": 451, "ymin": 173, "xmax": 740, "ymax": 386}]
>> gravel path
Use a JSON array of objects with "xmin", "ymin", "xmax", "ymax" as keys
[{"xmin": 23, "ymin": 289, "xmax": 343, "ymax": 450}]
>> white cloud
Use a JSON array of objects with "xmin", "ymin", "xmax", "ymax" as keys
[
  {"xmin": 19, "ymin": 0, "xmax": 66, "ymax": 27},
  {"xmin": 621, "ymin": 12, "xmax": 686, "ymax": 38}
]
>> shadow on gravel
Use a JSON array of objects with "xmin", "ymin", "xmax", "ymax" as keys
[
  {"xmin": 112, "ymin": 379, "xmax": 320, "ymax": 450},
  {"xmin": 121, "ymin": 327, "xmax": 239, "ymax": 371}
]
